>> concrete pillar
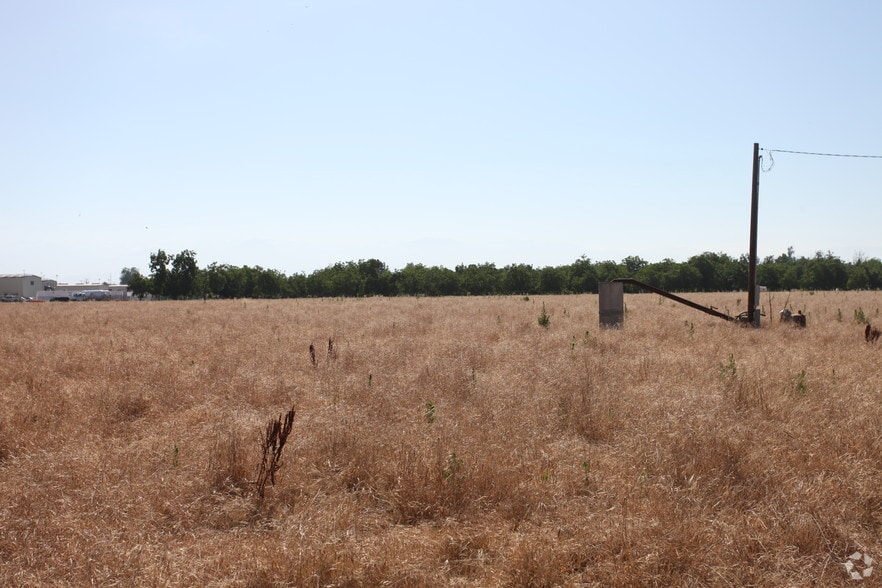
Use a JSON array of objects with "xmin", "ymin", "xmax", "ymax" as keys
[{"xmin": 599, "ymin": 282, "xmax": 624, "ymax": 328}]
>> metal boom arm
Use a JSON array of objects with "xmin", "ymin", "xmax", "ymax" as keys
[{"xmin": 611, "ymin": 278, "xmax": 738, "ymax": 323}]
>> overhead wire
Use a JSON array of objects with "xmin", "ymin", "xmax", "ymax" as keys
[
  {"xmin": 759, "ymin": 147, "xmax": 882, "ymax": 173},
  {"xmin": 763, "ymin": 148, "xmax": 882, "ymax": 159}
]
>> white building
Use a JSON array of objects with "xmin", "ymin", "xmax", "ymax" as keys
[{"xmin": 0, "ymin": 274, "xmax": 43, "ymax": 299}]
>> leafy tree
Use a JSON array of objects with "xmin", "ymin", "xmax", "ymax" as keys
[
  {"xmin": 305, "ymin": 267, "xmax": 331, "ymax": 297},
  {"xmin": 862, "ymin": 258, "xmax": 882, "ymax": 289},
  {"xmin": 757, "ymin": 256, "xmax": 782, "ymax": 291},
  {"xmin": 537, "ymin": 266, "xmax": 566, "ymax": 294},
  {"xmin": 803, "ymin": 251, "xmax": 847, "ymax": 291},
  {"xmin": 594, "ymin": 260, "xmax": 623, "ymax": 285},
  {"xmin": 307, "ymin": 262, "xmax": 362, "ymax": 297},
  {"xmin": 455, "ymin": 263, "xmax": 501, "ymax": 295},
  {"xmin": 427, "ymin": 266, "xmax": 459, "ymax": 296},
  {"xmin": 730, "ymin": 255, "xmax": 749, "ymax": 291},
  {"xmin": 256, "ymin": 267, "xmax": 287, "ymax": 298},
  {"xmin": 219, "ymin": 264, "xmax": 250, "ymax": 298},
  {"xmin": 204, "ymin": 263, "xmax": 228, "ymax": 297},
  {"xmin": 332, "ymin": 262, "xmax": 362, "ymax": 297},
  {"xmin": 394, "ymin": 264, "xmax": 459, "ymax": 296},
  {"xmin": 127, "ymin": 272, "xmax": 151, "ymax": 300},
  {"xmin": 240, "ymin": 266, "xmax": 263, "ymax": 298},
  {"xmin": 622, "ymin": 255, "xmax": 648, "ymax": 275},
  {"xmin": 168, "ymin": 250, "xmax": 199, "ymax": 299},
  {"xmin": 286, "ymin": 273, "xmax": 308, "ymax": 297},
  {"xmin": 779, "ymin": 263, "xmax": 803, "ymax": 291},
  {"xmin": 687, "ymin": 252, "xmax": 738, "ymax": 291},
  {"xmin": 664, "ymin": 262, "xmax": 702, "ymax": 292},
  {"xmin": 395, "ymin": 263, "xmax": 431, "ymax": 296},
  {"xmin": 149, "ymin": 250, "xmax": 171, "ymax": 298},
  {"xmin": 847, "ymin": 264, "xmax": 870, "ymax": 290},
  {"xmin": 503, "ymin": 264, "xmax": 537, "ymax": 294},
  {"xmin": 119, "ymin": 267, "xmax": 141, "ymax": 285},
  {"xmin": 567, "ymin": 256, "xmax": 598, "ymax": 293},
  {"xmin": 357, "ymin": 259, "xmax": 392, "ymax": 296}
]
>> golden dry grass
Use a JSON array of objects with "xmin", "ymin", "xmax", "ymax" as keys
[{"xmin": 1, "ymin": 291, "xmax": 881, "ymax": 586}]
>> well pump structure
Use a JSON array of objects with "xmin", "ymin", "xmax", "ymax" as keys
[{"xmin": 606, "ymin": 143, "xmax": 763, "ymax": 326}]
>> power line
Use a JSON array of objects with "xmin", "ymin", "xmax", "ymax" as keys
[
  {"xmin": 763, "ymin": 148, "xmax": 882, "ymax": 159},
  {"xmin": 760, "ymin": 147, "xmax": 882, "ymax": 173}
]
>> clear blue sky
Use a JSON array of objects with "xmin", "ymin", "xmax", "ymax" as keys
[{"xmin": 2, "ymin": 1, "xmax": 881, "ymax": 284}]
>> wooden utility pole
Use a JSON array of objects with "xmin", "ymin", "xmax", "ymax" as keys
[{"xmin": 747, "ymin": 143, "xmax": 760, "ymax": 326}]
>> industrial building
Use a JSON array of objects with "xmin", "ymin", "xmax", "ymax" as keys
[
  {"xmin": 1, "ymin": 274, "xmax": 129, "ymax": 301},
  {"xmin": 0, "ymin": 274, "xmax": 43, "ymax": 300}
]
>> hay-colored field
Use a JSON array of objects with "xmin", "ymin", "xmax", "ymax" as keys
[{"xmin": 1, "ymin": 292, "xmax": 881, "ymax": 586}]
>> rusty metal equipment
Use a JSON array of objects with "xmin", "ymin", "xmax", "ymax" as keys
[{"xmin": 611, "ymin": 278, "xmax": 752, "ymax": 324}]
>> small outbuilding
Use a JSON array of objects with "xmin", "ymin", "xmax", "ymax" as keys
[{"xmin": 0, "ymin": 274, "xmax": 43, "ymax": 300}]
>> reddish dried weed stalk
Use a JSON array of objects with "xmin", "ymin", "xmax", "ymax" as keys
[{"xmin": 255, "ymin": 406, "xmax": 295, "ymax": 499}]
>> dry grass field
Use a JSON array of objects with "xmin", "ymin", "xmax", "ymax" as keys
[{"xmin": 2, "ymin": 291, "xmax": 882, "ymax": 586}]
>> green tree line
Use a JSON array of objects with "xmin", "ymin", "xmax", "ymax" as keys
[{"xmin": 120, "ymin": 248, "xmax": 882, "ymax": 300}]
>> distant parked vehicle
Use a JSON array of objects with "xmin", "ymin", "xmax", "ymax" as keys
[
  {"xmin": 40, "ymin": 290, "xmax": 114, "ymax": 302},
  {"xmin": 84, "ymin": 290, "xmax": 113, "ymax": 301},
  {"xmin": 71, "ymin": 290, "xmax": 113, "ymax": 301}
]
